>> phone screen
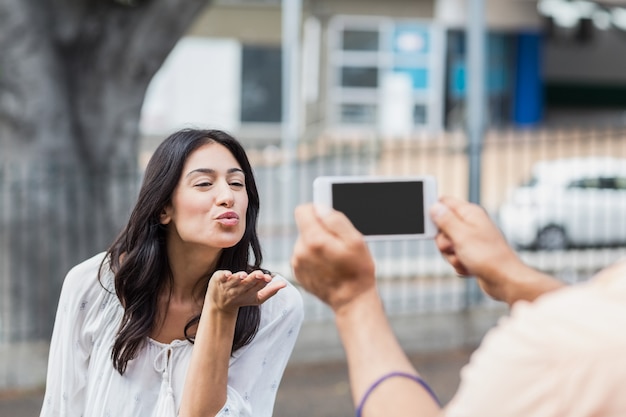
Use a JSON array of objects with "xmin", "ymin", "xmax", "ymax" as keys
[{"xmin": 332, "ymin": 181, "xmax": 425, "ymax": 236}]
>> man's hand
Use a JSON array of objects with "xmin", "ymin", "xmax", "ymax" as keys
[
  {"xmin": 291, "ymin": 204, "xmax": 376, "ymax": 313},
  {"xmin": 430, "ymin": 196, "xmax": 563, "ymax": 305}
]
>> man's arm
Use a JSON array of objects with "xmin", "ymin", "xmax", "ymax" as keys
[{"xmin": 291, "ymin": 205, "xmax": 441, "ymax": 417}]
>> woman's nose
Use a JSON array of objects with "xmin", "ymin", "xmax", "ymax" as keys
[{"xmin": 216, "ymin": 182, "xmax": 235, "ymax": 207}]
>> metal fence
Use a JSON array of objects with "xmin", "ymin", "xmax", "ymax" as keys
[
  {"xmin": 2, "ymin": 126, "xmax": 626, "ymax": 389},
  {"xmin": 0, "ymin": 162, "xmax": 141, "ymax": 341},
  {"xmin": 248, "ymin": 127, "xmax": 626, "ymax": 320}
]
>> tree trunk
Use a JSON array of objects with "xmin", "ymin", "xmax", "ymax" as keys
[{"xmin": 0, "ymin": 0, "xmax": 213, "ymax": 388}]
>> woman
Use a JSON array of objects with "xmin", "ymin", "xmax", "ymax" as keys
[{"xmin": 40, "ymin": 128, "xmax": 304, "ymax": 417}]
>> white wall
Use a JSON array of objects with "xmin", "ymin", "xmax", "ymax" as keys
[
  {"xmin": 140, "ymin": 37, "xmax": 242, "ymax": 136},
  {"xmin": 435, "ymin": 0, "xmax": 543, "ymax": 29}
]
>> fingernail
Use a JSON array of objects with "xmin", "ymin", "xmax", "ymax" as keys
[{"xmin": 430, "ymin": 202, "xmax": 447, "ymax": 219}]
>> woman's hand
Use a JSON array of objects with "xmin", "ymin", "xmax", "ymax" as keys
[{"xmin": 207, "ymin": 270, "xmax": 286, "ymax": 313}]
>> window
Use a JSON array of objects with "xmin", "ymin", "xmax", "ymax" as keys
[
  {"xmin": 327, "ymin": 16, "xmax": 444, "ymax": 131},
  {"xmin": 569, "ymin": 178, "xmax": 601, "ymax": 189},
  {"xmin": 413, "ymin": 104, "xmax": 427, "ymax": 125},
  {"xmin": 342, "ymin": 30, "xmax": 379, "ymax": 51},
  {"xmin": 615, "ymin": 177, "xmax": 626, "ymax": 190},
  {"xmin": 341, "ymin": 67, "xmax": 379, "ymax": 88},
  {"xmin": 340, "ymin": 103, "xmax": 377, "ymax": 124},
  {"xmin": 240, "ymin": 45, "xmax": 282, "ymax": 123},
  {"xmin": 444, "ymin": 30, "xmax": 515, "ymax": 129}
]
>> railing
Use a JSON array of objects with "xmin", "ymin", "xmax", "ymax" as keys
[{"xmin": 2, "ymin": 126, "xmax": 626, "ymax": 389}]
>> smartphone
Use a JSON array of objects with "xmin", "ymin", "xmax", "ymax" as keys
[{"xmin": 313, "ymin": 175, "xmax": 438, "ymax": 240}]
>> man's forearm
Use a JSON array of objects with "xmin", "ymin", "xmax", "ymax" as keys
[
  {"xmin": 499, "ymin": 261, "xmax": 565, "ymax": 306},
  {"xmin": 334, "ymin": 288, "xmax": 441, "ymax": 417}
]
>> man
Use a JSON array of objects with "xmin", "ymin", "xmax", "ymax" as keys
[{"xmin": 291, "ymin": 196, "xmax": 626, "ymax": 417}]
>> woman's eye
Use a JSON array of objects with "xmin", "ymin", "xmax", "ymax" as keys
[
  {"xmin": 195, "ymin": 181, "xmax": 212, "ymax": 187},
  {"xmin": 230, "ymin": 182, "xmax": 244, "ymax": 188}
]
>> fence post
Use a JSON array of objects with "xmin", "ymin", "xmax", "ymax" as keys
[{"xmin": 465, "ymin": 0, "xmax": 486, "ymax": 307}]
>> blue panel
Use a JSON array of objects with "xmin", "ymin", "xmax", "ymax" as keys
[
  {"xmin": 393, "ymin": 24, "xmax": 430, "ymax": 55},
  {"xmin": 448, "ymin": 34, "xmax": 512, "ymax": 98},
  {"xmin": 514, "ymin": 32, "xmax": 543, "ymax": 126},
  {"xmin": 486, "ymin": 34, "xmax": 510, "ymax": 94},
  {"xmin": 488, "ymin": 67, "xmax": 507, "ymax": 93},
  {"xmin": 450, "ymin": 61, "xmax": 466, "ymax": 99},
  {"xmin": 394, "ymin": 67, "xmax": 429, "ymax": 90}
]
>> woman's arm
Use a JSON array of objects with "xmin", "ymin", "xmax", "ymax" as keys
[
  {"xmin": 225, "ymin": 278, "xmax": 303, "ymax": 416},
  {"xmin": 178, "ymin": 270, "xmax": 286, "ymax": 417}
]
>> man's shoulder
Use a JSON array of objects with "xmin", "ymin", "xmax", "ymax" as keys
[{"xmin": 503, "ymin": 277, "xmax": 626, "ymax": 353}]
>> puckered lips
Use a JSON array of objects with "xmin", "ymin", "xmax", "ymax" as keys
[{"xmin": 216, "ymin": 211, "xmax": 240, "ymax": 226}]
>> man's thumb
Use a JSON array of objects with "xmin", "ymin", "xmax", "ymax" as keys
[{"xmin": 429, "ymin": 201, "xmax": 460, "ymax": 234}]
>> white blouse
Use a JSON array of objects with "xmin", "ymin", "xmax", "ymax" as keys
[{"xmin": 40, "ymin": 252, "xmax": 304, "ymax": 417}]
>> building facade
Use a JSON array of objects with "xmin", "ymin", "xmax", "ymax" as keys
[{"xmin": 139, "ymin": 0, "xmax": 626, "ymax": 148}]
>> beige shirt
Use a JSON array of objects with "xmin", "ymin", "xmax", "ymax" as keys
[{"xmin": 445, "ymin": 265, "xmax": 626, "ymax": 417}]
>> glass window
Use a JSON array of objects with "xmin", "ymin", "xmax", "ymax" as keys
[
  {"xmin": 444, "ymin": 30, "xmax": 515, "ymax": 129},
  {"xmin": 523, "ymin": 176, "xmax": 538, "ymax": 187},
  {"xmin": 599, "ymin": 177, "xmax": 617, "ymax": 190},
  {"xmin": 342, "ymin": 30, "xmax": 379, "ymax": 51},
  {"xmin": 569, "ymin": 178, "xmax": 601, "ymax": 189},
  {"xmin": 413, "ymin": 105, "xmax": 427, "ymax": 125},
  {"xmin": 615, "ymin": 177, "xmax": 626, "ymax": 190},
  {"xmin": 240, "ymin": 45, "xmax": 282, "ymax": 123},
  {"xmin": 340, "ymin": 103, "xmax": 377, "ymax": 124},
  {"xmin": 341, "ymin": 66, "xmax": 379, "ymax": 88}
]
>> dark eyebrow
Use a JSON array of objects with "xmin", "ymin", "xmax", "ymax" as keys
[{"xmin": 186, "ymin": 168, "xmax": 244, "ymax": 178}]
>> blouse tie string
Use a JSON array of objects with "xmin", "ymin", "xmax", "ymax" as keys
[{"xmin": 152, "ymin": 345, "xmax": 177, "ymax": 417}]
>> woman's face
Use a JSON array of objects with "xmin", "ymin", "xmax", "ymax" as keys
[{"xmin": 161, "ymin": 142, "xmax": 249, "ymax": 252}]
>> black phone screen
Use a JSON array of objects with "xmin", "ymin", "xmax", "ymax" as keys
[{"xmin": 331, "ymin": 181, "xmax": 425, "ymax": 236}]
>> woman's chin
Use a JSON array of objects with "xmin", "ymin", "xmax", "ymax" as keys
[{"xmin": 214, "ymin": 235, "xmax": 245, "ymax": 249}]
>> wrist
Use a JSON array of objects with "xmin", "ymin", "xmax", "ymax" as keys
[
  {"xmin": 500, "ymin": 257, "xmax": 564, "ymax": 305},
  {"xmin": 334, "ymin": 288, "xmax": 383, "ymax": 330},
  {"xmin": 478, "ymin": 249, "xmax": 527, "ymax": 304},
  {"xmin": 204, "ymin": 301, "xmax": 239, "ymax": 322},
  {"xmin": 501, "ymin": 260, "xmax": 535, "ymax": 305}
]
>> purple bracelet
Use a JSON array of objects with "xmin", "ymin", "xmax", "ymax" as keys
[{"xmin": 355, "ymin": 371, "xmax": 441, "ymax": 417}]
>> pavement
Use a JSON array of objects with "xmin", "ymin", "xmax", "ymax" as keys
[{"xmin": 0, "ymin": 347, "xmax": 475, "ymax": 417}]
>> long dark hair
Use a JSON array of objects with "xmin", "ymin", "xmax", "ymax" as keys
[{"xmin": 100, "ymin": 128, "xmax": 264, "ymax": 374}]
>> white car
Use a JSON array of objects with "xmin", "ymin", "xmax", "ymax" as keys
[{"xmin": 498, "ymin": 157, "xmax": 626, "ymax": 250}]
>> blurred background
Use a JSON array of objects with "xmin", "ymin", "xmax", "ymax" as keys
[{"xmin": 2, "ymin": 0, "xmax": 626, "ymax": 415}]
